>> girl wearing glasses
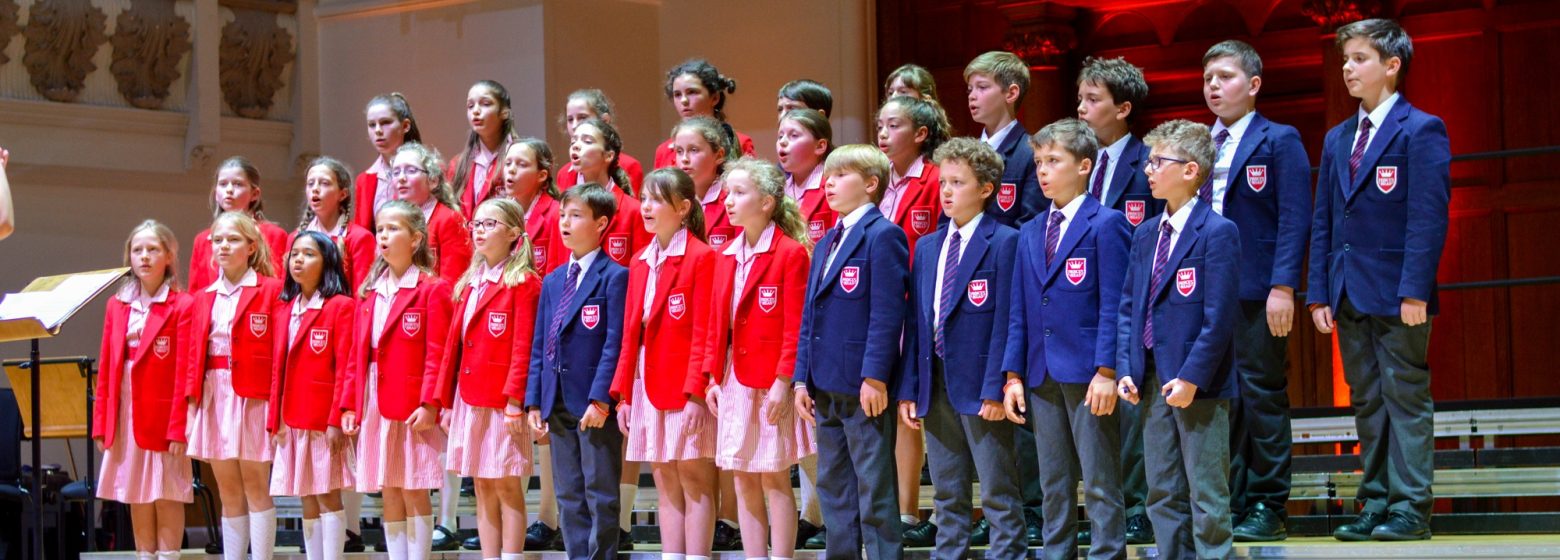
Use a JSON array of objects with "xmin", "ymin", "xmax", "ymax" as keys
[{"xmin": 390, "ymin": 142, "xmax": 473, "ymax": 285}]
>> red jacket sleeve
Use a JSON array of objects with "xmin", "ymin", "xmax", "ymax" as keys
[
  {"xmin": 166, "ymin": 296, "xmax": 194, "ymax": 443},
  {"xmin": 94, "ymin": 300, "xmax": 116, "ymax": 441},
  {"xmin": 501, "ymin": 278, "xmax": 540, "ymax": 403},
  {"xmin": 327, "ymin": 299, "xmax": 353, "ymax": 428},
  {"xmin": 266, "ymin": 299, "xmax": 288, "ymax": 433},
  {"xmin": 775, "ymin": 246, "xmax": 808, "ymax": 383},
  {"xmin": 419, "ymin": 278, "xmax": 455, "ymax": 411},
  {"xmin": 681, "ymin": 250, "xmax": 716, "ymax": 400},
  {"xmin": 432, "ymin": 286, "xmax": 467, "ymax": 410},
  {"xmin": 435, "ymin": 215, "xmax": 474, "ymax": 286},
  {"xmin": 610, "ymin": 266, "xmax": 644, "ymax": 404}
]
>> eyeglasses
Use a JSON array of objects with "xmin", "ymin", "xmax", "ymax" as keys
[
  {"xmin": 390, "ymin": 166, "xmax": 426, "ymax": 179},
  {"xmin": 466, "ymin": 218, "xmax": 503, "ymax": 231},
  {"xmin": 1145, "ymin": 156, "xmax": 1189, "ymax": 173}
]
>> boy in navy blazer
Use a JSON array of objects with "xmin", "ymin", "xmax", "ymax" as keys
[
  {"xmin": 1307, "ymin": 19, "xmax": 1449, "ymax": 542},
  {"xmin": 1200, "ymin": 39, "xmax": 1314, "ymax": 542},
  {"xmin": 794, "ymin": 144, "xmax": 910, "ymax": 560},
  {"xmin": 1116, "ymin": 120, "xmax": 1240, "ymax": 560},
  {"xmin": 524, "ymin": 184, "xmax": 630, "ymax": 560},
  {"xmin": 1002, "ymin": 119, "xmax": 1131, "ymax": 560},
  {"xmin": 966, "ymin": 51, "xmax": 1044, "ymax": 227},
  {"xmin": 894, "ymin": 137, "xmax": 1022, "ymax": 559}
]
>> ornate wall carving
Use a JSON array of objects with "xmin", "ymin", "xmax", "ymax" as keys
[
  {"xmin": 0, "ymin": 1, "xmax": 19, "ymax": 66},
  {"xmin": 21, "ymin": 0, "xmax": 109, "ymax": 103},
  {"xmin": 110, "ymin": 0, "xmax": 192, "ymax": 110},
  {"xmin": 219, "ymin": 9, "xmax": 294, "ymax": 119}
]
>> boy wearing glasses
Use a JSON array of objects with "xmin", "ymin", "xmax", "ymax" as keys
[{"xmin": 1115, "ymin": 120, "xmax": 1240, "ymax": 560}]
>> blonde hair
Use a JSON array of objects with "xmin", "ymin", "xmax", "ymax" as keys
[
  {"xmin": 453, "ymin": 198, "xmax": 537, "ymax": 302},
  {"xmin": 359, "ymin": 200, "xmax": 434, "ymax": 297},
  {"xmin": 122, "ymin": 219, "xmax": 182, "ymax": 293},
  {"xmin": 1144, "ymin": 119, "xmax": 1216, "ymax": 184},
  {"xmin": 211, "ymin": 212, "xmax": 275, "ymax": 278},
  {"xmin": 964, "ymin": 51, "xmax": 1032, "ymax": 103},
  {"xmin": 395, "ymin": 142, "xmax": 461, "ymax": 213},
  {"xmin": 723, "ymin": 157, "xmax": 809, "ymax": 249},
  {"xmin": 823, "ymin": 144, "xmax": 892, "ymax": 204}
]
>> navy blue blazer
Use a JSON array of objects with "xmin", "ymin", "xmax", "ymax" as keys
[
  {"xmin": 1307, "ymin": 98, "xmax": 1450, "ymax": 317},
  {"xmin": 1100, "ymin": 135, "xmax": 1163, "ymax": 229},
  {"xmin": 1002, "ymin": 196, "xmax": 1131, "ymax": 386},
  {"xmin": 1114, "ymin": 202, "xmax": 1239, "ymax": 400},
  {"xmin": 794, "ymin": 206, "xmax": 910, "ymax": 396},
  {"xmin": 1219, "ymin": 112, "xmax": 1313, "ymax": 301},
  {"xmin": 987, "ymin": 123, "xmax": 1046, "ymax": 227},
  {"xmin": 525, "ymin": 253, "xmax": 630, "ymax": 419},
  {"xmin": 897, "ymin": 216, "xmax": 1018, "ymax": 415}
]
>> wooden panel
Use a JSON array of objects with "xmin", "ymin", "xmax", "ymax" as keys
[{"xmin": 1500, "ymin": 25, "xmax": 1560, "ymax": 184}]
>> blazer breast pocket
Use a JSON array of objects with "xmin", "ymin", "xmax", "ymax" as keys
[
  {"xmin": 832, "ymin": 258, "xmax": 869, "ymax": 300},
  {"xmin": 1169, "ymin": 258, "xmax": 1204, "ymax": 304},
  {"xmin": 959, "ymin": 270, "xmax": 997, "ymax": 313},
  {"xmin": 1366, "ymin": 155, "xmax": 1408, "ymax": 203},
  {"xmin": 395, "ymin": 308, "xmax": 427, "ymax": 340},
  {"xmin": 574, "ymin": 297, "xmax": 608, "ymax": 335},
  {"xmin": 1057, "ymin": 247, "xmax": 1097, "ymax": 292},
  {"xmin": 1236, "ymin": 156, "xmax": 1275, "ymax": 198}
]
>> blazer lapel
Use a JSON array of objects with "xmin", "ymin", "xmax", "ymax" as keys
[
  {"xmin": 1347, "ymin": 100, "xmax": 1410, "ymax": 199},
  {"xmin": 1104, "ymin": 138, "xmax": 1145, "ymax": 209},
  {"xmin": 1045, "ymin": 200, "xmax": 1098, "ymax": 285},
  {"xmin": 378, "ymin": 287, "xmax": 417, "ymax": 347},
  {"xmin": 738, "ymin": 250, "xmax": 775, "ymax": 310},
  {"xmin": 819, "ymin": 212, "xmax": 874, "ymax": 292},
  {"xmin": 944, "ymin": 219, "xmax": 993, "ymax": 322},
  {"xmin": 647, "ymin": 255, "xmax": 682, "ymax": 324},
  {"xmin": 234, "ymin": 284, "xmax": 260, "ymax": 333},
  {"xmin": 800, "ymin": 188, "xmax": 827, "ymax": 223},
  {"xmin": 561, "ymin": 258, "xmax": 606, "ymax": 326},
  {"xmin": 464, "ymin": 281, "xmax": 503, "ymax": 333},
  {"xmin": 290, "ymin": 306, "xmax": 321, "ymax": 350},
  {"xmin": 1149, "ymin": 204, "xmax": 1208, "ymax": 303},
  {"xmin": 129, "ymin": 301, "xmax": 169, "ymax": 364},
  {"xmin": 1226, "ymin": 114, "xmax": 1268, "ymax": 190},
  {"xmin": 919, "ymin": 228, "xmax": 947, "ymax": 320}
]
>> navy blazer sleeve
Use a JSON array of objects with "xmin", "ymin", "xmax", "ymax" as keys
[
  {"xmin": 1001, "ymin": 222, "xmax": 1036, "ymax": 379},
  {"xmin": 1094, "ymin": 212, "xmax": 1132, "ymax": 371},
  {"xmin": 524, "ymin": 277, "xmax": 553, "ymax": 409},
  {"xmin": 895, "ymin": 244, "xmax": 927, "ymax": 403},
  {"xmin": 793, "ymin": 255, "xmax": 822, "ymax": 386},
  {"xmin": 862, "ymin": 226, "xmax": 911, "ymax": 384},
  {"xmin": 1400, "ymin": 116, "xmax": 1451, "ymax": 303},
  {"xmin": 1015, "ymin": 146, "xmax": 1043, "ymax": 225},
  {"xmin": 592, "ymin": 267, "xmax": 629, "ymax": 406},
  {"xmin": 1177, "ymin": 221, "xmax": 1241, "ymax": 389},
  {"xmin": 1271, "ymin": 125, "xmax": 1313, "ymax": 293},
  {"xmin": 981, "ymin": 232, "xmax": 1017, "ymax": 403},
  {"xmin": 1116, "ymin": 226, "xmax": 1146, "ymax": 387},
  {"xmin": 1306, "ymin": 130, "xmax": 1339, "ymax": 308}
]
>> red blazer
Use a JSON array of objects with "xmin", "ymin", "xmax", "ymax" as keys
[
  {"xmin": 428, "ymin": 204, "xmax": 474, "ymax": 286},
  {"xmin": 558, "ymin": 154, "xmax": 645, "ymax": 193},
  {"xmin": 887, "ymin": 160, "xmax": 943, "ymax": 256},
  {"xmin": 610, "ymin": 235, "xmax": 717, "ymax": 410},
  {"xmin": 434, "ymin": 275, "xmax": 541, "ymax": 409},
  {"xmin": 340, "ymin": 272, "xmax": 453, "ymax": 422},
  {"xmin": 185, "ymin": 275, "xmax": 284, "ymax": 403},
  {"xmin": 525, "ymin": 195, "xmax": 567, "ymax": 276},
  {"xmin": 450, "ymin": 152, "xmax": 505, "ymax": 219},
  {"xmin": 704, "ymin": 232, "xmax": 808, "ymax": 389},
  {"xmin": 602, "ymin": 189, "xmax": 651, "ymax": 267},
  {"xmin": 188, "ymin": 221, "xmax": 290, "ymax": 289},
  {"xmin": 287, "ymin": 225, "xmax": 376, "ymax": 294},
  {"xmin": 352, "ymin": 170, "xmax": 384, "ymax": 231},
  {"xmin": 267, "ymin": 294, "xmax": 355, "ymax": 432},
  {"xmin": 95, "ymin": 290, "xmax": 194, "ymax": 451},
  {"xmin": 654, "ymin": 132, "xmax": 756, "ymax": 169},
  {"xmin": 795, "ymin": 185, "xmax": 838, "ymax": 245},
  {"xmin": 702, "ymin": 187, "xmax": 736, "ymax": 248}
]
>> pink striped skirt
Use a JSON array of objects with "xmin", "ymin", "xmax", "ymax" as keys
[
  {"xmin": 270, "ymin": 425, "xmax": 356, "ymax": 496},
  {"xmin": 624, "ymin": 353, "xmax": 716, "ymax": 463},
  {"xmin": 185, "ymin": 367, "xmax": 273, "ymax": 463},
  {"xmin": 357, "ymin": 364, "xmax": 447, "ymax": 492},
  {"xmin": 445, "ymin": 398, "xmax": 532, "ymax": 479},
  {"xmin": 97, "ymin": 362, "xmax": 193, "ymax": 504},
  {"xmin": 714, "ymin": 363, "xmax": 817, "ymax": 473}
]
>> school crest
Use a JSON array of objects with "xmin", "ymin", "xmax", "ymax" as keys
[
  {"xmin": 248, "ymin": 313, "xmax": 268, "ymax": 337},
  {"xmin": 808, "ymin": 220, "xmax": 826, "ymax": 242},
  {"xmin": 910, "ymin": 209, "xmax": 932, "ymax": 234},
  {"xmin": 668, "ymin": 293, "xmax": 687, "ymax": 320},
  {"xmin": 1176, "ymin": 268, "xmax": 1197, "ymax": 297},
  {"xmin": 607, "ymin": 235, "xmax": 628, "ymax": 261},
  {"xmin": 581, "ymin": 305, "xmax": 601, "ymax": 330},
  {"xmin": 309, "ymin": 328, "xmax": 329, "ymax": 354},
  {"xmin": 488, "ymin": 311, "xmax": 508, "ymax": 337},
  {"xmin": 709, "ymin": 232, "xmax": 730, "ymax": 247},
  {"xmin": 402, "ymin": 312, "xmax": 422, "ymax": 336},
  {"xmin": 1065, "ymin": 258, "xmax": 1087, "ymax": 285},
  {"xmin": 758, "ymin": 285, "xmax": 778, "ymax": 313},
  {"xmin": 532, "ymin": 245, "xmax": 548, "ymax": 268},
  {"xmin": 152, "ymin": 336, "xmax": 171, "ymax": 359},
  {"xmin": 966, "ymin": 279, "xmax": 989, "ymax": 306},
  {"xmin": 1125, "ymin": 200, "xmax": 1146, "ymax": 227},
  {"xmin": 1376, "ymin": 166, "xmax": 1398, "ymax": 194},
  {"xmin": 840, "ymin": 266, "xmax": 861, "ymax": 293},
  {"xmin": 996, "ymin": 183, "xmax": 1017, "ymax": 212},
  {"xmin": 1246, "ymin": 165, "xmax": 1268, "ymax": 192}
]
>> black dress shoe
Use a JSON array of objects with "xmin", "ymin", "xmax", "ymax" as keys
[
  {"xmin": 712, "ymin": 519, "xmax": 743, "ymax": 550},
  {"xmin": 524, "ymin": 521, "xmax": 559, "ymax": 549},
  {"xmin": 969, "ymin": 518, "xmax": 990, "ymax": 546},
  {"xmin": 431, "ymin": 525, "xmax": 460, "ymax": 551},
  {"xmin": 1124, "ymin": 513, "xmax": 1153, "ymax": 545},
  {"xmin": 1332, "ymin": 511, "xmax": 1387, "ymax": 542},
  {"xmin": 1370, "ymin": 512, "xmax": 1430, "ymax": 541},
  {"xmin": 902, "ymin": 519, "xmax": 936, "ymax": 548},
  {"xmin": 344, "ymin": 530, "xmax": 366, "ymax": 553},
  {"xmin": 460, "ymin": 476, "xmax": 475, "ymax": 497},
  {"xmin": 1233, "ymin": 504, "xmax": 1287, "ymax": 542},
  {"xmin": 1025, "ymin": 510, "xmax": 1044, "ymax": 546},
  {"xmin": 796, "ymin": 519, "xmax": 822, "ymax": 549},
  {"xmin": 804, "ymin": 525, "xmax": 827, "ymax": 549},
  {"xmin": 619, "ymin": 528, "xmax": 635, "ymax": 551},
  {"xmin": 462, "ymin": 535, "xmax": 481, "ymax": 550}
]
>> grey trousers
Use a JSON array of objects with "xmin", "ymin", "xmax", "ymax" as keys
[
  {"xmin": 922, "ymin": 364, "xmax": 1026, "ymax": 560},
  {"xmin": 1335, "ymin": 297, "xmax": 1435, "ymax": 522},
  {"xmin": 1142, "ymin": 369, "xmax": 1233, "ymax": 560},
  {"xmin": 814, "ymin": 388, "xmax": 904, "ymax": 560},
  {"xmin": 1120, "ymin": 392, "xmax": 1148, "ymax": 518},
  {"xmin": 1230, "ymin": 299, "xmax": 1294, "ymax": 519},
  {"xmin": 1029, "ymin": 379, "xmax": 1124, "ymax": 560},
  {"xmin": 547, "ymin": 400, "xmax": 624, "ymax": 560}
]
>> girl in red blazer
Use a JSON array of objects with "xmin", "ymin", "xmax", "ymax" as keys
[
  {"xmin": 704, "ymin": 158, "xmax": 818, "ymax": 560},
  {"xmin": 777, "ymin": 109, "xmax": 838, "ymax": 245},
  {"xmin": 391, "ymin": 142, "xmax": 473, "ymax": 286},
  {"xmin": 96, "ymin": 221, "xmax": 195, "ymax": 560},
  {"xmin": 672, "ymin": 116, "xmax": 736, "ymax": 248},
  {"xmin": 876, "ymin": 95, "xmax": 949, "ymax": 255},
  {"xmin": 184, "ymin": 212, "xmax": 284, "ymax": 560},
  {"xmin": 557, "ymin": 89, "xmax": 645, "ymax": 193},
  {"xmin": 449, "ymin": 80, "xmax": 519, "ymax": 217},
  {"xmin": 432, "ymin": 198, "xmax": 542, "ymax": 559},
  {"xmin": 339, "ymin": 200, "xmax": 454, "ymax": 560},
  {"xmin": 655, "ymin": 59, "xmax": 756, "ymax": 169},
  {"xmin": 355, "ymin": 93, "xmax": 424, "ymax": 232},
  {"xmin": 609, "ymin": 168, "xmax": 719, "ymax": 559},
  {"xmin": 495, "ymin": 138, "xmax": 567, "ymax": 276},
  {"xmin": 569, "ymin": 118, "xmax": 649, "ymax": 267},
  {"xmin": 189, "ymin": 157, "xmax": 289, "ymax": 289},
  {"xmin": 268, "ymin": 231, "xmax": 356, "ymax": 560},
  {"xmin": 292, "ymin": 157, "xmax": 376, "ymax": 291}
]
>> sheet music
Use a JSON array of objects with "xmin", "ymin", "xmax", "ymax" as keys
[{"xmin": 0, "ymin": 270, "xmax": 125, "ymax": 329}]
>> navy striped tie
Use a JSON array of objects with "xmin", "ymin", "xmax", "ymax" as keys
[
  {"xmin": 1144, "ymin": 220, "xmax": 1173, "ymax": 349},
  {"xmin": 545, "ymin": 263, "xmax": 581, "ymax": 361},
  {"xmin": 934, "ymin": 231, "xmax": 962, "ymax": 358},
  {"xmin": 1349, "ymin": 117, "xmax": 1373, "ymax": 184}
]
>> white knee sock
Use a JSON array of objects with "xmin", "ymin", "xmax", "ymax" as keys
[
  {"xmin": 342, "ymin": 491, "xmax": 364, "ymax": 535},
  {"xmin": 155, "ymin": 551, "xmax": 181, "ymax": 560},
  {"xmin": 220, "ymin": 515, "xmax": 249, "ymax": 560},
  {"xmin": 319, "ymin": 510, "xmax": 346, "ymax": 560},
  {"xmin": 409, "ymin": 514, "xmax": 435, "ymax": 560},
  {"xmin": 383, "ymin": 521, "xmax": 408, "ymax": 560},
  {"xmin": 537, "ymin": 444, "xmax": 558, "ymax": 528},
  {"xmin": 619, "ymin": 483, "xmax": 638, "ymax": 530},
  {"xmin": 686, "ymin": 555, "xmax": 709, "ymax": 560},
  {"xmin": 249, "ymin": 508, "xmax": 277, "ymax": 560},
  {"xmin": 136, "ymin": 552, "xmax": 155, "ymax": 560},
  {"xmin": 661, "ymin": 554, "xmax": 686, "ymax": 560},
  {"xmin": 500, "ymin": 554, "xmax": 525, "ymax": 560},
  {"xmin": 441, "ymin": 471, "xmax": 460, "ymax": 529},
  {"xmin": 302, "ymin": 518, "xmax": 322, "ymax": 560}
]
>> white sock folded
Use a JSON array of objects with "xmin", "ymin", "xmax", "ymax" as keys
[
  {"xmin": 441, "ymin": 471, "xmax": 461, "ymax": 528},
  {"xmin": 408, "ymin": 514, "xmax": 435, "ymax": 560},
  {"xmin": 155, "ymin": 551, "xmax": 181, "ymax": 560},
  {"xmin": 661, "ymin": 554, "xmax": 686, "ymax": 560},
  {"xmin": 302, "ymin": 517, "xmax": 322, "ymax": 560},
  {"xmin": 342, "ymin": 491, "xmax": 364, "ymax": 535},
  {"xmin": 383, "ymin": 520, "xmax": 408, "ymax": 560},
  {"xmin": 319, "ymin": 510, "xmax": 346, "ymax": 560},
  {"xmin": 500, "ymin": 554, "xmax": 525, "ymax": 560},
  {"xmin": 249, "ymin": 508, "xmax": 277, "ymax": 560},
  {"xmin": 220, "ymin": 515, "xmax": 249, "ymax": 560},
  {"xmin": 686, "ymin": 555, "xmax": 710, "ymax": 560},
  {"xmin": 619, "ymin": 483, "xmax": 638, "ymax": 530},
  {"xmin": 136, "ymin": 552, "xmax": 155, "ymax": 560}
]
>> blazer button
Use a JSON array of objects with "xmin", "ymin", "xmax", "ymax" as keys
[
  {"xmin": 1044, "ymin": 328, "xmax": 1053, "ymax": 337},
  {"xmin": 739, "ymin": 319, "xmax": 747, "ymax": 326},
  {"xmin": 466, "ymin": 341, "xmax": 474, "ymax": 348},
  {"xmin": 1344, "ymin": 244, "xmax": 1352, "ymax": 252},
  {"xmin": 739, "ymin": 349, "xmax": 748, "ymax": 355},
  {"xmin": 1041, "ymin": 297, "xmax": 1050, "ymax": 306}
]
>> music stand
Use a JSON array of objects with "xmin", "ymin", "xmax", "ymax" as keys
[{"xmin": 2, "ymin": 356, "xmax": 94, "ymax": 553}]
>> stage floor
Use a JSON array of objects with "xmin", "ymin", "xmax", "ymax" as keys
[{"xmin": 80, "ymin": 535, "xmax": 1560, "ymax": 559}]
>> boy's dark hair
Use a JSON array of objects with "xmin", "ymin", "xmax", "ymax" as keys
[
  {"xmin": 933, "ymin": 137, "xmax": 1005, "ymax": 190},
  {"xmin": 1203, "ymin": 39, "xmax": 1263, "ymax": 78},
  {"xmin": 560, "ymin": 183, "xmax": 618, "ymax": 222},
  {"xmin": 1336, "ymin": 18, "xmax": 1414, "ymax": 76},
  {"xmin": 1030, "ymin": 118, "xmax": 1100, "ymax": 170},
  {"xmin": 281, "ymin": 230, "xmax": 350, "ymax": 302},
  {"xmin": 779, "ymin": 79, "xmax": 834, "ymax": 115},
  {"xmin": 1078, "ymin": 56, "xmax": 1149, "ymax": 118}
]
